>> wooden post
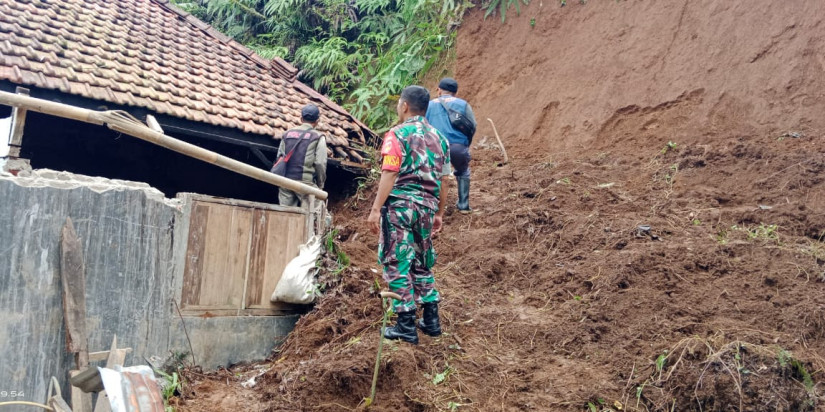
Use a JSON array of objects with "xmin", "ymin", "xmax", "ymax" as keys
[
  {"xmin": 48, "ymin": 396, "xmax": 73, "ymax": 412},
  {"xmin": 93, "ymin": 335, "xmax": 128, "ymax": 412},
  {"xmin": 305, "ymin": 194, "xmax": 316, "ymax": 241},
  {"xmin": 70, "ymin": 370, "xmax": 93, "ymax": 412},
  {"xmin": 7, "ymin": 87, "xmax": 29, "ymax": 158},
  {"xmin": 317, "ymin": 201, "xmax": 327, "ymax": 235},
  {"xmin": 61, "ymin": 218, "xmax": 92, "ymax": 412}
]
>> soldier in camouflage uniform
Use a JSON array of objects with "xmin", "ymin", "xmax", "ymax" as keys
[{"xmin": 367, "ymin": 85, "xmax": 451, "ymax": 345}]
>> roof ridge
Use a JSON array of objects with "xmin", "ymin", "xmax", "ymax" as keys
[{"xmin": 149, "ymin": 0, "xmax": 299, "ymax": 81}]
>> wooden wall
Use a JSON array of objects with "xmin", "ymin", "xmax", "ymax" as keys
[{"xmin": 180, "ymin": 195, "xmax": 307, "ymax": 316}]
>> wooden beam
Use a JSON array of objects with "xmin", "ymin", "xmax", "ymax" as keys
[
  {"xmin": 305, "ymin": 194, "xmax": 316, "ymax": 241},
  {"xmin": 159, "ymin": 121, "xmax": 279, "ymax": 153},
  {"xmin": 70, "ymin": 366, "xmax": 104, "ymax": 393},
  {"xmin": 250, "ymin": 147, "xmax": 272, "ymax": 168},
  {"xmin": 317, "ymin": 201, "xmax": 327, "ymax": 235},
  {"xmin": 94, "ymin": 335, "xmax": 128, "ymax": 412},
  {"xmin": 70, "ymin": 370, "xmax": 93, "ymax": 412},
  {"xmin": 179, "ymin": 307, "xmax": 309, "ymax": 317},
  {"xmin": 60, "ymin": 218, "xmax": 88, "ymax": 367},
  {"xmin": 7, "ymin": 87, "xmax": 29, "ymax": 157},
  {"xmin": 49, "ymin": 395, "xmax": 73, "ymax": 412},
  {"xmin": 88, "ymin": 347, "xmax": 133, "ymax": 363},
  {"xmin": 62, "ymin": 217, "xmax": 92, "ymax": 412}
]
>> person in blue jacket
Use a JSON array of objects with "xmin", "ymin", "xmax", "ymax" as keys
[{"xmin": 426, "ymin": 78, "xmax": 477, "ymax": 213}]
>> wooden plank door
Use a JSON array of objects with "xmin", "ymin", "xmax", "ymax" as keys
[{"xmin": 182, "ymin": 202, "xmax": 252, "ymax": 309}]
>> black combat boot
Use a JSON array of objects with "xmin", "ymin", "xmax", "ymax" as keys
[
  {"xmin": 384, "ymin": 311, "xmax": 419, "ymax": 345},
  {"xmin": 417, "ymin": 302, "xmax": 442, "ymax": 337}
]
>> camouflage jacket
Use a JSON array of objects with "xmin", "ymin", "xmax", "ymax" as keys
[{"xmin": 380, "ymin": 116, "xmax": 451, "ymax": 211}]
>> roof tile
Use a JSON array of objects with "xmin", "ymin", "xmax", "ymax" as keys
[{"xmin": 0, "ymin": 0, "xmax": 373, "ymax": 160}]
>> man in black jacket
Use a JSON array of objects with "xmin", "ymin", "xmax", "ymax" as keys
[{"xmin": 274, "ymin": 104, "xmax": 328, "ymax": 207}]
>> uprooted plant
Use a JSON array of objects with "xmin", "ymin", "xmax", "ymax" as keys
[{"xmin": 627, "ymin": 336, "xmax": 821, "ymax": 411}]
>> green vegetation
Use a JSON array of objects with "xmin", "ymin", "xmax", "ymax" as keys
[
  {"xmin": 655, "ymin": 349, "xmax": 669, "ymax": 379},
  {"xmin": 745, "ymin": 223, "xmax": 779, "ymax": 243},
  {"xmin": 171, "ymin": 0, "xmax": 532, "ymax": 131},
  {"xmin": 483, "ymin": 0, "xmax": 529, "ymax": 22},
  {"xmin": 447, "ymin": 401, "xmax": 464, "ymax": 411},
  {"xmin": 715, "ymin": 223, "xmax": 780, "ymax": 245},
  {"xmin": 431, "ymin": 364, "xmax": 454, "ymax": 385},
  {"xmin": 155, "ymin": 370, "xmax": 182, "ymax": 412},
  {"xmin": 661, "ymin": 141, "xmax": 678, "ymax": 154},
  {"xmin": 778, "ymin": 348, "xmax": 815, "ymax": 394},
  {"xmin": 324, "ymin": 228, "xmax": 350, "ymax": 275},
  {"xmin": 346, "ymin": 160, "xmax": 380, "ymax": 208},
  {"xmin": 664, "ymin": 163, "xmax": 678, "ymax": 189}
]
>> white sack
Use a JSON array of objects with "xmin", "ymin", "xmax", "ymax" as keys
[{"xmin": 271, "ymin": 236, "xmax": 322, "ymax": 304}]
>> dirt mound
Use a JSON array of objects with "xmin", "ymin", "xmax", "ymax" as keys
[
  {"xmin": 459, "ymin": 0, "xmax": 825, "ymax": 159},
  {"xmin": 178, "ymin": 2, "xmax": 825, "ymax": 411}
]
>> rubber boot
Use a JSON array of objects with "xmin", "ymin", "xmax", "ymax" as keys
[
  {"xmin": 417, "ymin": 302, "xmax": 442, "ymax": 337},
  {"xmin": 384, "ymin": 311, "xmax": 419, "ymax": 345},
  {"xmin": 456, "ymin": 176, "xmax": 471, "ymax": 213}
]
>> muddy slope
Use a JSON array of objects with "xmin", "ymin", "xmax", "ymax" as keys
[
  {"xmin": 459, "ymin": 0, "xmax": 825, "ymax": 158},
  {"xmin": 179, "ymin": 2, "xmax": 825, "ymax": 411}
]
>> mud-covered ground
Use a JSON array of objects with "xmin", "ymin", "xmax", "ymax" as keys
[{"xmin": 177, "ymin": 1, "xmax": 825, "ymax": 410}]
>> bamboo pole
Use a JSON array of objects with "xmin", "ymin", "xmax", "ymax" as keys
[
  {"xmin": 486, "ymin": 118, "xmax": 509, "ymax": 165},
  {"xmin": 0, "ymin": 90, "xmax": 328, "ymax": 200}
]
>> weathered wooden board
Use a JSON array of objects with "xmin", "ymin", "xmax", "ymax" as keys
[
  {"xmin": 49, "ymin": 395, "xmax": 73, "ymax": 412},
  {"xmin": 181, "ymin": 196, "xmax": 307, "ymax": 312},
  {"xmin": 181, "ymin": 203, "xmax": 208, "ymax": 306},
  {"xmin": 249, "ymin": 210, "xmax": 305, "ymax": 309},
  {"xmin": 199, "ymin": 203, "xmax": 251, "ymax": 307},
  {"xmin": 182, "ymin": 202, "xmax": 252, "ymax": 309},
  {"xmin": 60, "ymin": 218, "xmax": 88, "ymax": 367},
  {"xmin": 70, "ymin": 370, "xmax": 93, "ymax": 412},
  {"xmin": 7, "ymin": 87, "xmax": 29, "ymax": 157},
  {"xmin": 244, "ymin": 209, "xmax": 270, "ymax": 308},
  {"xmin": 93, "ymin": 335, "xmax": 127, "ymax": 412}
]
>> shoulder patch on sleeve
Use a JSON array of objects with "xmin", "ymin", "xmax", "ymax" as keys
[{"xmin": 381, "ymin": 130, "xmax": 402, "ymax": 172}]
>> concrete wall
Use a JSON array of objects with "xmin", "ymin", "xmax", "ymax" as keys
[{"xmin": 0, "ymin": 171, "xmax": 298, "ymax": 408}]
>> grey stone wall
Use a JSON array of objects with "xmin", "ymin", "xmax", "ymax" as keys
[
  {"xmin": 0, "ymin": 173, "xmax": 299, "ymax": 409},
  {"xmin": 0, "ymin": 174, "xmax": 178, "ymax": 407}
]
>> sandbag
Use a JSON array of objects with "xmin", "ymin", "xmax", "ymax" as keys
[{"xmin": 271, "ymin": 236, "xmax": 322, "ymax": 304}]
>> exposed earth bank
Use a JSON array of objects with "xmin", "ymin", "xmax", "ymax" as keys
[{"xmin": 179, "ymin": 1, "xmax": 825, "ymax": 411}]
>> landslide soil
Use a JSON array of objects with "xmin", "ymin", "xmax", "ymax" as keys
[{"xmin": 179, "ymin": 1, "xmax": 825, "ymax": 411}]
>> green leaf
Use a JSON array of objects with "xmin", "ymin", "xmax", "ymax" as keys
[
  {"xmin": 655, "ymin": 351, "xmax": 668, "ymax": 372},
  {"xmin": 432, "ymin": 366, "xmax": 452, "ymax": 385}
]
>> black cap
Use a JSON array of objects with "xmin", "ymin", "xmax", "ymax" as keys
[
  {"xmin": 438, "ymin": 78, "xmax": 458, "ymax": 93},
  {"xmin": 301, "ymin": 104, "xmax": 320, "ymax": 122}
]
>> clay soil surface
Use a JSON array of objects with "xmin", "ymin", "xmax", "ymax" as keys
[{"xmin": 178, "ymin": 1, "xmax": 825, "ymax": 411}]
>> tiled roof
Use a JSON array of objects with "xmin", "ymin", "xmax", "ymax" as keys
[{"xmin": 0, "ymin": 0, "xmax": 372, "ymax": 161}]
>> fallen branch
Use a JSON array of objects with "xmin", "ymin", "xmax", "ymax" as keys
[{"xmin": 486, "ymin": 118, "xmax": 509, "ymax": 165}]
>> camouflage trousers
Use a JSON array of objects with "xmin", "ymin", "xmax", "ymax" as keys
[{"xmin": 378, "ymin": 202, "xmax": 440, "ymax": 313}]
